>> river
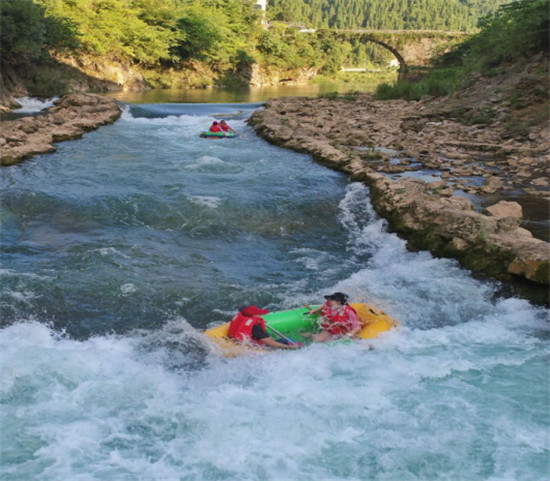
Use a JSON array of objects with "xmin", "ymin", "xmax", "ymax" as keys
[
  {"xmin": 1, "ymin": 91, "xmax": 549, "ymax": 481},
  {"xmin": 107, "ymin": 78, "xmax": 393, "ymax": 104}
]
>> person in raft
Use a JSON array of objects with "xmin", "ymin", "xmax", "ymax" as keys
[
  {"xmin": 209, "ymin": 121, "xmax": 223, "ymax": 133},
  {"xmin": 228, "ymin": 305, "xmax": 300, "ymax": 350},
  {"xmin": 306, "ymin": 292, "xmax": 362, "ymax": 342},
  {"xmin": 219, "ymin": 120, "xmax": 235, "ymax": 133}
]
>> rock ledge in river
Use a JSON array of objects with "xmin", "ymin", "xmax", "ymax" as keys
[
  {"xmin": 248, "ymin": 95, "xmax": 549, "ymax": 287},
  {"xmin": 368, "ymin": 174, "xmax": 549, "ymax": 285},
  {"xmin": 1, "ymin": 94, "xmax": 121, "ymax": 166}
]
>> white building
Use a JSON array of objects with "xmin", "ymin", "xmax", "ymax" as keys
[{"xmin": 254, "ymin": 0, "xmax": 266, "ymax": 11}]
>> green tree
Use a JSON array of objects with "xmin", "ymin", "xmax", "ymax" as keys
[
  {"xmin": 0, "ymin": 0, "xmax": 78, "ymax": 66},
  {"xmin": 36, "ymin": 0, "xmax": 176, "ymax": 65}
]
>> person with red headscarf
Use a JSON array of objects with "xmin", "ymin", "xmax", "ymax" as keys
[
  {"xmin": 228, "ymin": 305, "xmax": 300, "ymax": 350},
  {"xmin": 306, "ymin": 292, "xmax": 361, "ymax": 342},
  {"xmin": 209, "ymin": 121, "xmax": 223, "ymax": 133},
  {"xmin": 219, "ymin": 120, "xmax": 234, "ymax": 133}
]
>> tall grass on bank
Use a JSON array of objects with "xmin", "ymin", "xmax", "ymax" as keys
[{"xmin": 374, "ymin": 0, "xmax": 550, "ymax": 100}]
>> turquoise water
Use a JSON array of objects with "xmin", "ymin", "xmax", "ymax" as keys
[{"xmin": 1, "ymin": 101, "xmax": 549, "ymax": 481}]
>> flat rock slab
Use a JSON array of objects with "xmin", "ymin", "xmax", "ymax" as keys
[
  {"xmin": 248, "ymin": 94, "xmax": 550, "ymax": 286},
  {"xmin": 1, "ymin": 94, "xmax": 121, "ymax": 166}
]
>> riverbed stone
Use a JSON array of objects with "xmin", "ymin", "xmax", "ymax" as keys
[
  {"xmin": 481, "ymin": 176, "xmax": 504, "ymax": 193},
  {"xmin": 532, "ymin": 177, "xmax": 548, "ymax": 186},
  {"xmin": 485, "ymin": 201, "xmax": 522, "ymax": 219}
]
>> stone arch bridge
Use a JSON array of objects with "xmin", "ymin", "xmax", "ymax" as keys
[{"xmin": 311, "ymin": 29, "xmax": 469, "ymax": 76}]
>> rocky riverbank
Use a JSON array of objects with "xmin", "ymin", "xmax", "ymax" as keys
[
  {"xmin": 248, "ymin": 60, "xmax": 549, "ymax": 291},
  {"xmin": 1, "ymin": 94, "xmax": 121, "ymax": 166}
]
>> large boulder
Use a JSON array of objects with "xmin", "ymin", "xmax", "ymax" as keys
[
  {"xmin": 367, "ymin": 173, "xmax": 549, "ymax": 285},
  {"xmin": 485, "ymin": 200, "xmax": 523, "ymax": 231}
]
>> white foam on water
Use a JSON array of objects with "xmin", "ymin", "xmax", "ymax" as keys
[
  {"xmin": 0, "ymin": 269, "xmax": 53, "ymax": 281},
  {"xmin": 118, "ymin": 107, "xmax": 216, "ymax": 142},
  {"xmin": 120, "ymin": 283, "xmax": 137, "ymax": 295},
  {"xmin": 278, "ymin": 183, "xmax": 500, "ymax": 331},
  {"xmin": 2, "ymin": 289, "xmax": 36, "ymax": 304},
  {"xmin": 289, "ymin": 247, "xmax": 328, "ymax": 271},
  {"xmin": 119, "ymin": 105, "xmax": 247, "ymax": 131},
  {"xmin": 183, "ymin": 155, "xmax": 228, "ymax": 171},
  {"xmin": 286, "ymin": 248, "xmax": 347, "ymax": 284},
  {"xmin": 92, "ymin": 247, "xmax": 130, "ymax": 259},
  {"xmin": 13, "ymin": 96, "xmax": 58, "ymax": 113},
  {"xmin": 221, "ymin": 119, "xmax": 247, "ymax": 132},
  {"xmin": 326, "ymin": 183, "xmax": 502, "ymax": 328},
  {"xmin": 210, "ymin": 308, "xmax": 235, "ymax": 320},
  {"xmin": 1, "ymin": 311, "xmax": 548, "ymax": 481},
  {"xmin": 187, "ymin": 195, "xmax": 222, "ymax": 209},
  {"xmin": 120, "ymin": 105, "xmax": 204, "ymax": 124}
]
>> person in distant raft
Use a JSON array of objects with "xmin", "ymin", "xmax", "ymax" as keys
[
  {"xmin": 209, "ymin": 121, "xmax": 223, "ymax": 133},
  {"xmin": 228, "ymin": 305, "xmax": 300, "ymax": 350},
  {"xmin": 219, "ymin": 120, "xmax": 235, "ymax": 133},
  {"xmin": 306, "ymin": 292, "xmax": 362, "ymax": 342}
]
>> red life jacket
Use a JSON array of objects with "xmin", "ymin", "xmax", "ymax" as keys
[
  {"xmin": 320, "ymin": 302, "xmax": 357, "ymax": 335},
  {"xmin": 220, "ymin": 124, "xmax": 232, "ymax": 132},
  {"xmin": 209, "ymin": 125, "xmax": 222, "ymax": 133},
  {"xmin": 228, "ymin": 313, "xmax": 266, "ymax": 345}
]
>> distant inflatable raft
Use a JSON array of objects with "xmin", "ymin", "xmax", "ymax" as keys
[{"xmin": 199, "ymin": 131, "xmax": 239, "ymax": 139}]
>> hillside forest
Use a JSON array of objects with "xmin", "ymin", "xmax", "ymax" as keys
[
  {"xmin": 268, "ymin": 0, "xmax": 509, "ymax": 31},
  {"xmin": 0, "ymin": 0, "xmax": 529, "ymax": 96},
  {"xmin": 374, "ymin": 0, "xmax": 549, "ymax": 100}
]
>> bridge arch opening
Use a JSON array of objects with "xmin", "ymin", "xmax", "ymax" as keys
[
  {"xmin": 360, "ymin": 37, "xmax": 408, "ymax": 74},
  {"xmin": 311, "ymin": 29, "xmax": 467, "ymax": 77},
  {"xmin": 325, "ymin": 31, "xmax": 409, "ymax": 78}
]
